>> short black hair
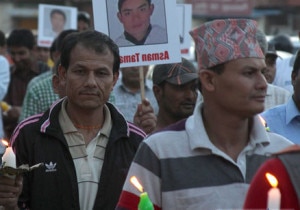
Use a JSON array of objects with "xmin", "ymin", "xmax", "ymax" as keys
[
  {"xmin": 50, "ymin": 9, "xmax": 66, "ymax": 21},
  {"xmin": 255, "ymin": 29, "xmax": 268, "ymax": 55},
  {"xmin": 50, "ymin": 29, "xmax": 78, "ymax": 60},
  {"xmin": 7, "ymin": 29, "xmax": 35, "ymax": 50},
  {"xmin": 55, "ymin": 29, "xmax": 78, "ymax": 53},
  {"xmin": 0, "ymin": 30, "xmax": 5, "ymax": 47},
  {"xmin": 60, "ymin": 30, "xmax": 120, "ymax": 73},
  {"xmin": 77, "ymin": 11, "xmax": 90, "ymax": 26},
  {"xmin": 269, "ymin": 34, "xmax": 294, "ymax": 54},
  {"xmin": 292, "ymin": 50, "xmax": 300, "ymax": 75},
  {"xmin": 118, "ymin": 0, "xmax": 151, "ymax": 11}
]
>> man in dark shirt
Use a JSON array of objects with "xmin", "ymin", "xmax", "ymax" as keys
[{"xmin": 3, "ymin": 29, "xmax": 49, "ymax": 138}]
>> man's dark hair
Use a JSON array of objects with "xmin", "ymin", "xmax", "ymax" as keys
[
  {"xmin": 0, "ymin": 30, "xmax": 5, "ymax": 47},
  {"xmin": 292, "ymin": 50, "xmax": 300, "ymax": 75},
  {"xmin": 50, "ymin": 9, "xmax": 66, "ymax": 21},
  {"xmin": 55, "ymin": 29, "xmax": 78, "ymax": 53},
  {"xmin": 7, "ymin": 29, "xmax": 35, "ymax": 50},
  {"xmin": 255, "ymin": 29, "xmax": 268, "ymax": 55},
  {"xmin": 118, "ymin": 0, "xmax": 151, "ymax": 11},
  {"xmin": 50, "ymin": 29, "xmax": 78, "ymax": 61},
  {"xmin": 269, "ymin": 34, "xmax": 294, "ymax": 54},
  {"xmin": 60, "ymin": 30, "xmax": 120, "ymax": 73},
  {"xmin": 0, "ymin": 30, "xmax": 6, "ymax": 48},
  {"xmin": 77, "ymin": 11, "xmax": 90, "ymax": 26}
]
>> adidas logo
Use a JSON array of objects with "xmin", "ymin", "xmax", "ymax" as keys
[{"xmin": 45, "ymin": 161, "xmax": 57, "ymax": 172}]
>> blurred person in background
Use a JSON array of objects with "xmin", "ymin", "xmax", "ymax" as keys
[
  {"xmin": 3, "ymin": 29, "xmax": 49, "ymax": 139},
  {"xmin": 0, "ymin": 30, "xmax": 10, "ymax": 145},
  {"xmin": 35, "ymin": 45, "xmax": 54, "ymax": 68},
  {"xmin": 19, "ymin": 29, "xmax": 77, "ymax": 122},
  {"xmin": 77, "ymin": 11, "xmax": 91, "ymax": 32},
  {"xmin": 263, "ymin": 44, "xmax": 279, "ymax": 84},
  {"xmin": 243, "ymin": 144, "xmax": 300, "ymax": 210},
  {"xmin": 260, "ymin": 49, "xmax": 300, "ymax": 144},
  {"xmin": 113, "ymin": 65, "xmax": 158, "ymax": 134},
  {"xmin": 151, "ymin": 57, "xmax": 198, "ymax": 132},
  {"xmin": 271, "ymin": 34, "xmax": 297, "ymax": 93},
  {"xmin": 269, "ymin": 34, "xmax": 294, "ymax": 56},
  {"xmin": 256, "ymin": 29, "xmax": 291, "ymax": 110}
]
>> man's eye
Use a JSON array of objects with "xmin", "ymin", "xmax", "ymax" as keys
[
  {"xmin": 75, "ymin": 70, "xmax": 85, "ymax": 74},
  {"xmin": 123, "ymin": 11, "xmax": 131, "ymax": 16}
]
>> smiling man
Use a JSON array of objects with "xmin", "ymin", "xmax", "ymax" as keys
[{"xmin": 115, "ymin": 0, "xmax": 167, "ymax": 47}]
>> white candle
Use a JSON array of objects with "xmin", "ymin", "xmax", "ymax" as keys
[
  {"xmin": 267, "ymin": 187, "xmax": 281, "ymax": 210},
  {"xmin": 2, "ymin": 147, "xmax": 16, "ymax": 168},
  {"xmin": 266, "ymin": 173, "xmax": 281, "ymax": 210}
]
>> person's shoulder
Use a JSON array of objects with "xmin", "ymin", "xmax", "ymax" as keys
[
  {"xmin": 151, "ymin": 24, "xmax": 167, "ymax": 35},
  {"xmin": 266, "ymin": 131, "xmax": 294, "ymax": 148},
  {"xmin": 0, "ymin": 55, "xmax": 9, "ymax": 65},
  {"xmin": 152, "ymin": 24, "xmax": 166, "ymax": 31},
  {"xmin": 11, "ymin": 113, "xmax": 44, "ymax": 139},
  {"xmin": 27, "ymin": 71, "xmax": 52, "ymax": 89},
  {"xmin": 274, "ymin": 144, "xmax": 300, "ymax": 155},
  {"xmin": 262, "ymin": 103, "xmax": 286, "ymax": 117},
  {"xmin": 267, "ymin": 83, "xmax": 291, "ymax": 95},
  {"xmin": 147, "ymin": 119, "xmax": 188, "ymax": 141},
  {"xmin": 37, "ymin": 61, "xmax": 51, "ymax": 73},
  {"xmin": 115, "ymin": 34, "xmax": 133, "ymax": 47}
]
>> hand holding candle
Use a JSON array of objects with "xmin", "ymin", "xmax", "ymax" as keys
[
  {"xmin": 266, "ymin": 172, "xmax": 281, "ymax": 210},
  {"xmin": 130, "ymin": 176, "xmax": 154, "ymax": 210}
]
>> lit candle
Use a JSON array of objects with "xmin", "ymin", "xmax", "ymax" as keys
[
  {"xmin": 1, "ymin": 140, "xmax": 16, "ymax": 169},
  {"xmin": 259, "ymin": 115, "xmax": 270, "ymax": 131},
  {"xmin": 266, "ymin": 172, "xmax": 281, "ymax": 210},
  {"xmin": 130, "ymin": 176, "xmax": 154, "ymax": 210}
]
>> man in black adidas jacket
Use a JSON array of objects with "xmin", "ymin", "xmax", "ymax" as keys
[{"xmin": 0, "ymin": 30, "xmax": 146, "ymax": 210}]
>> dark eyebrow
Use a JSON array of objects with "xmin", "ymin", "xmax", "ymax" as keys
[
  {"xmin": 121, "ymin": 3, "xmax": 147, "ymax": 12},
  {"xmin": 138, "ymin": 3, "xmax": 148, "ymax": 9}
]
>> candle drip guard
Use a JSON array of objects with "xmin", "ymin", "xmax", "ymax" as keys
[{"xmin": 0, "ymin": 163, "xmax": 44, "ymax": 176}]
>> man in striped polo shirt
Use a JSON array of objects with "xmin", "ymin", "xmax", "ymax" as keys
[{"xmin": 116, "ymin": 19, "xmax": 293, "ymax": 210}]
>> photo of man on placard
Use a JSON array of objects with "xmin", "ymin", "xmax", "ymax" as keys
[
  {"xmin": 113, "ymin": 0, "xmax": 168, "ymax": 47},
  {"xmin": 44, "ymin": 8, "xmax": 67, "ymax": 38}
]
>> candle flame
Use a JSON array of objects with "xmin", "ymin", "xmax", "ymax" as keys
[
  {"xmin": 130, "ymin": 176, "xmax": 143, "ymax": 192},
  {"xmin": 259, "ymin": 115, "xmax": 266, "ymax": 127},
  {"xmin": 1, "ymin": 140, "xmax": 8, "ymax": 147},
  {"xmin": 266, "ymin": 172, "xmax": 278, "ymax": 188}
]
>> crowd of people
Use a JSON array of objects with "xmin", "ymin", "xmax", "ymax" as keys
[{"xmin": 0, "ymin": 3, "xmax": 299, "ymax": 210}]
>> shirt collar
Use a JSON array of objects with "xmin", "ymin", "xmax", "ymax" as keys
[
  {"xmin": 59, "ymin": 98, "xmax": 112, "ymax": 137},
  {"xmin": 285, "ymin": 97, "xmax": 300, "ymax": 124},
  {"xmin": 124, "ymin": 25, "xmax": 152, "ymax": 45},
  {"xmin": 187, "ymin": 102, "xmax": 270, "ymax": 152},
  {"xmin": 117, "ymin": 77, "xmax": 152, "ymax": 93}
]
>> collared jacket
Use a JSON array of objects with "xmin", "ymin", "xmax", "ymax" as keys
[{"xmin": 11, "ymin": 99, "xmax": 146, "ymax": 210}]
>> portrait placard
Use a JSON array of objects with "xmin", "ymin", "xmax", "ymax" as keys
[
  {"xmin": 93, "ymin": 0, "xmax": 181, "ymax": 68},
  {"xmin": 37, "ymin": 4, "xmax": 77, "ymax": 48}
]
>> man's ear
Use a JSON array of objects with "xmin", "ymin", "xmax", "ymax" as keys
[
  {"xmin": 112, "ymin": 71, "xmax": 119, "ymax": 88},
  {"xmin": 152, "ymin": 84, "xmax": 162, "ymax": 101},
  {"xmin": 149, "ymin": 4, "xmax": 154, "ymax": 15},
  {"xmin": 291, "ymin": 71, "xmax": 297, "ymax": 86},
  {"xmin": 117, "ymin": 12, "xmax": 123, "ymax": 23},
  {"xmin": 58, "ymin": 64, "xmax": 67, "ymax": 82},
  {"xmin": 199, "ymin": 70, "xmax": 216, "ymax": 92}
]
